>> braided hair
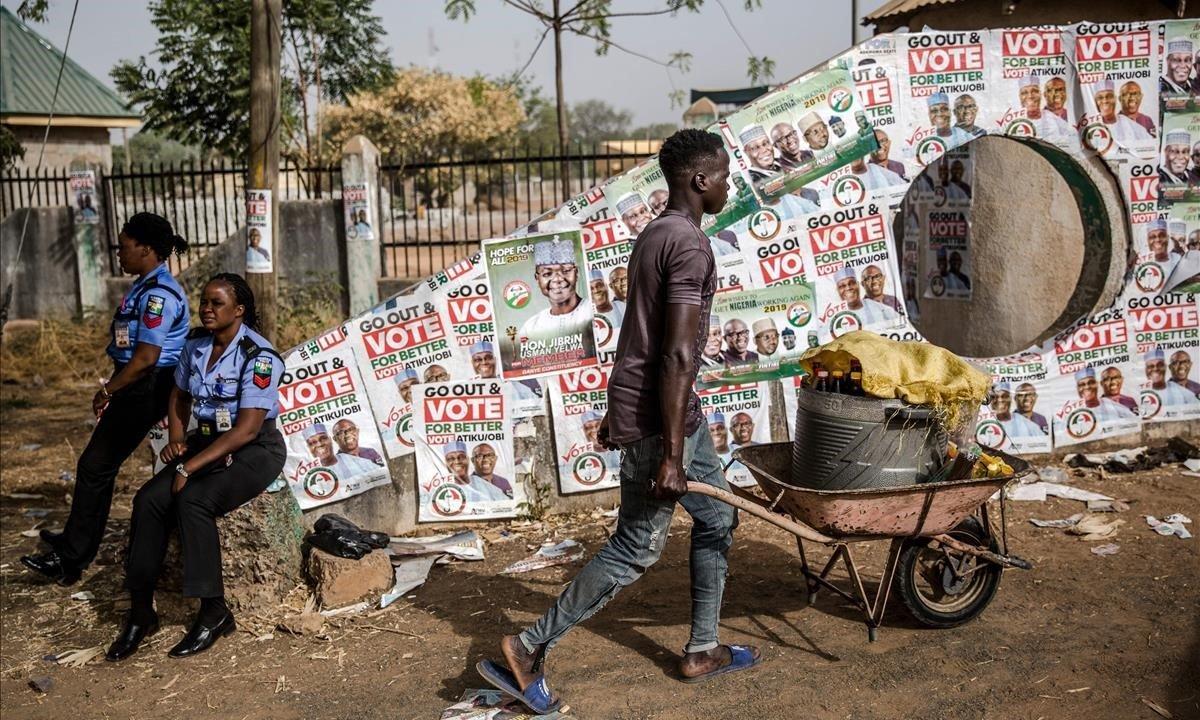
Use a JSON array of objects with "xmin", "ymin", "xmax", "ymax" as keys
[
  {"xmin": 209, "ymin": 273, "xmax": 258, "ymax": 331},
  {"xmin": 121, "ymin": 212, "xmax": 189, "ymax": 260}
]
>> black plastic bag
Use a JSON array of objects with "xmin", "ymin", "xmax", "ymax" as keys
[{"xmin": 307, "ymin": 513, "xmax": 390, "ymax": 559}]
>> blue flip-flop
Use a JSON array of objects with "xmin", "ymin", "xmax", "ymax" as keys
[
  {"xmin": 476, "ymin": 659, "xmax": 562, "ymax": 715},
  {"xmin": 681, "ymin": 644, "xmax": 762, "ymax": 684}
]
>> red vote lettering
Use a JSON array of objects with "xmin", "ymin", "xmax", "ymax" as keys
[
  {"xmin": 582, "ymin": 219, "xmax": 624, "ymax": 250},
  {"xmin": 1001, "ymin": 30, "xmax": 1062, "ymax": 57},
  {"xmin": 361, "ymin": 314, "xmax": 445, "ymax": 358},
  {"xmin": 448, "ymin": 296, "xmax": 492, "ymax": 324},
  {"xmin": 426, "ymin": 395, "xmax": 504, "ymax": 422},
  {"xmin": 760, "ymin": 249, "xmax": 805, "ymax": 284},
  {"xmin": 809, "ymin": 215, "xmax": 887, "ymax": 254},
  {"xmin": 278, "ymin": 367, "xmax": 354, "ymax": 411},
  {"xmin": 559, "ymin": 366, "xmax": 609, "ymax": 393},
  {"xmin": 1129, "ymin": 304, "xmax": 1199, "ymax": 332},
  {"xmin": 1055, "ymin": 319, "xmax": 1127, "ymax": 353},
  {"xmin": 1076, "ymin": 32, "xmax": 1149, "ymax": 61},
  {"xmin": 856, "ymin": 77, "xmax": 893, "ymax": 108},
  {"xmin": 908, "ymin": 44, "xmax": 984, "ymax": 74},
  {"xmin": 1128, "ymin": 175, "xmax": 1158, "ymax": 204}
]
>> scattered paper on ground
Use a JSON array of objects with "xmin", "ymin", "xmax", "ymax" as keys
[
  {"xmin": 1007, "ymin": 482, "xmax": 1112, "ymax": 503},
  {"xmin": 381, "ymin": 555, "xmax": 439, "ymax": 608},
  {"xmin": 1090, "ymin": 543, "xmax": 1120, "ymax": 556},
  {"xmin": 1066, "ymin": 515, "xmax": 1124, "ymax": 541},
  {"xmin": 1145, "ymin": 514, "xmax": 1193, "ymax": 539},
  {"xmin": 1029, "ymin": 514, "xmax": 1083, "ymax": 529},
  {"xmin": 389, "ymin": 531, "xmax": 485, "ymax": 561},
  {"xmin": 441, "ymin": 688, "xmax": 572, "ymax": 719},
  {"xmin": 503, "ymin": 539, "xmax": 584, "ymax": 574}
]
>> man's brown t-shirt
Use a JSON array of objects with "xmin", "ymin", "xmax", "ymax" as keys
[{"xmin": 607, "ymin": 209, "xmax": 716, "ymax": 445}]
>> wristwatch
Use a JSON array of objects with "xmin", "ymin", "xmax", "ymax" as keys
[{"xmin": 175, "ymin": 464, "xmax": 191, "ymax": 479}]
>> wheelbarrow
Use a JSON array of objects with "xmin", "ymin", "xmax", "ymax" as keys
[{"xmin": 687, "ymin": 442, "xmax": 1033, "ymax": 641}]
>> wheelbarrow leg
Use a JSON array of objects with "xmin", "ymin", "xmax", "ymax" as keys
[{"xmin": 795, "ymin": 537, "xmax": 819, "ymax": 600}]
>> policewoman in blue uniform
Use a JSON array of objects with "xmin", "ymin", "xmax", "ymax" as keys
[
  {"xmin": 22, "ymin": 213, "xmax": 190, "ymax": 585},
  {"xmin": 106, "ymin": 273, "xmax": 286, "ymax": 661}
]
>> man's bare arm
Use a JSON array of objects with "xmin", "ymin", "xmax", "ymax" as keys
[{"xmin": 654, "ymin": 302, "xmax": 702, "ymax": 500}]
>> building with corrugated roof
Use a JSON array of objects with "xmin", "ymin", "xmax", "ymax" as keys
[
  {"xmin": 682, "ymin": 86, "xmax": 770, "ymax": 128},
  {"xmin": 1, "ymin": 6, "xmax": 140, "ymax": 170}
]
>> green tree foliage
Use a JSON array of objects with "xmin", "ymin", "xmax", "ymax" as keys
[
  {"xmin": 111, "ymin": 0, "xmax": 393, "ymax": 164},
  {"xmin": 0, "ymin": 125, "xmax": 26, "ymax": 172},
  {"xmin": 111, "ymin": 130, "xmax": 203, "ymax": 169}
]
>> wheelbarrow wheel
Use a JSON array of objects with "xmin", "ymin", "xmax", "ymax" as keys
[{"xmin": 894, "ymin": 517, "xmax": 1002, "ymax": 628}]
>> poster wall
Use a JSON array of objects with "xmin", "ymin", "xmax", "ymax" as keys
[
  {"xmin": 697, "ymin": 383, "xmax": 772, "ymax": 488},
  {"xmin": 245, "ymin": 189, "xmax": 273, "ymax": 273},
  {"xmin": 1044, "ymin": 309, "xmax": 1142, "ymax": 447},
  {"xmin": 699, "ymin": 283, "xmax": 818, "ymax": 389},
  {"xmin": 482, "ymin": 230, "xmax": 598, "ymax": 380},
  {"xmin": 992, "ymin": 26, "xmax": 1079, "ymax": 151},
  {"xmin": 1160, "ymin": 20, "xmax": 1200, "ymax": 112},
  {"xmin": 548, "ymin": 366, "xmax": 621, "ymax": 494},
  {"xmin": 279, "ymin": 326, "xmax": 391, "ymax": 510},
  {"xmin": 1158, "ymin": 112, "xmax": 1200, "ymax": 203},
  {"xmin": 900, "ymin": 29, "xmax": 993, "ymax": 167},
  {"xmin": 414, "ymin": 380, "xmax": 524, "ymax": 521},
  {"xmin": 1125, "ymin": 291, "xmax": 1200, "ymax": 421}
]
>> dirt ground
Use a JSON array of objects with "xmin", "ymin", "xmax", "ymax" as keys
[{"xmin": 1, "ymin": 379, "xmax": 1198, "ymax": 720}]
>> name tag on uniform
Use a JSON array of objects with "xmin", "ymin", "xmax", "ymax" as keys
[
  {"xmin": 215, "ymin": 406, "xmax": 233, "ymax": 432},
  {"xmin": 115, "ymin": 322, "xmax": 132, "ymax": 349}
]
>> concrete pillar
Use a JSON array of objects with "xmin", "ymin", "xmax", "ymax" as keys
[
  {"xmin": 340, "ymin": 136, "xmax": 382, "ymax": 314},
  {"xmin": 68, "ymin": 160, "xmax": 107, "ymax": 314}
]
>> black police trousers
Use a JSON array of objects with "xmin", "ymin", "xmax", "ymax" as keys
[
  {"xmin": 57, "ymin": 365, "xmax": 175, "ymax": 569},
  {"xmin": 124, "ymin": 424, "xmax": 285, "ymax": 598}
]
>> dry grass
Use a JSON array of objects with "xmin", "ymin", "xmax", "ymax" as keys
[{"xmin": 0, "ymin": 317, "xmax": 111, "ymax": 388}]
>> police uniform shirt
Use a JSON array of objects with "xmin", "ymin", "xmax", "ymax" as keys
[
  {"xmin": 175, "ymin": 325, "xmax": 284, "ymax": 430},
  {"xmin": 108, "ymin": 262, "xmax": 190, "ymax": 367}
]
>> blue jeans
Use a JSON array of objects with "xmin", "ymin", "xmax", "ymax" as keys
[{"xmin": 519, "ymin": 423, "xmax": 738, "ymax": 656}]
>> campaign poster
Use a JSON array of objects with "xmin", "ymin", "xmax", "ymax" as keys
[
  {"xmin": 245, "ymin": 189, "xmax": 273, "ymax": 273},
  {"xmin": 603, "ymin": 148, "xmax": 759, "ymax": 252},
  {"xmin": 482, "ymin": 230, "xmax": 599, "ymax": 381},
  {"xmin": 922, "ymin": 204, "xmax": 973, "ymax": 301},
  {"xmin": 1157, "ymin": 112, "xmax": 1200, "ymax": 203},
  {"xmin": 353, "ymin": 288, "xmax": 455, "ymax": 458},
  {"xmin": 1159, "ymin": 20, "xmax": 1200, "ymax": 112},
  {"xmin": 973, "ymin": 350, "xmax": 1053, "ymax": 455},
  {"xmin": 739, "ymin": 219, "xmax": 810, "ymax": 289},
  {"xmin": 911, "ymin": 143, "xmax": 974, "ymax": 208},
  {"xmin": 1125, "ymin": 292, "xmax": 1200, "ymax": 421},
  {"xmin": 830, "ymin": 36, "xmax": 916, "ymax": 204},
  {"xmin": 698, "ymin": 283, "xmax": 818, "ymax": 389},
  {"xmin": 279, "ymin": 326, "xmax": 391, "ymax": 510},
  {"xmin": 993, "ymin": 27, "xmax": 1081, "ymax": 152},
  {"xmin": 1073, "ymin": 22, "xmax": 1159, "ymax": 160},
  {"xmin": 548, "ymin": 366, "xmax": 621, "ymax": 494},
  {"xmin": 344, "ymin": 183, "xmax": 374, "ymax": 241},
  {"xmin": 1043, "ymin": 309, "xmax": 1142, "ymax": 447},
  {"xmin": 899, "ymin": 199, "xmax": 924, "ymax": 321},
  {"xmin": 414, "ymin": 380, "xmax": 524, "ymax": 522},
  {"xmin": 697, "ymin": 383, "xmax": 771, "ymax": 488},
  {"xmin": 69, "ymin": 170, "xmax": 99, "ymax": 225},
  {"xmin": 1164, "ymin": 202, "xmax": 1200, "ymax": 292},
  {"xmin": 899, "ymin": 30, "xmax": 993, "ymax": 167},
  {"xmin": 1122, "ymin": 162, "xmax": 1171, "ymax": 295},
  {"xmin": 562, "ymin": 188, "xmax": 634, "ymax": 367},
  {"xmin": 797, "ymin": 200, "xmax": 906, "ymax": 341},
  {"xmin": 718, "ymin": 67, "xmax": 876, "ymax": 204}
]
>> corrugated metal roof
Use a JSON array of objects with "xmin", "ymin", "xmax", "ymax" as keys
[
  {"xmin": 864, "ymin": 0, "xmax": 964, "ymax": 23},
  {"xmin": 0, "ymin": 6, "xmax": 139, "ymax": 120}
]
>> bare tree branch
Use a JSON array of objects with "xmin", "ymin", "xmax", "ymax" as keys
[
  {"xmin": 515, "ymin": 25, "xmax": 553, "ymax": 80},
  {"xmin": 566, "ymin": 26, "xmax": 675, "ymax": 68}
]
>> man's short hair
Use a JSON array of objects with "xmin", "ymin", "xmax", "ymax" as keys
[{"xmin": 658, "ymin": 129, "xmax": 726, "ymax": 184}]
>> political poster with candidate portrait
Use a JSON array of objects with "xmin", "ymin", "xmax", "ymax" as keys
[
  {"xmin": 69, "ymin": 170, "xmax": 100, "ymax": 225},
  {"xmin": 352, "ymin": 288, "xmax": 455, "ymax": 457},
  {"xmin": 603, "ymin": 148, "xmax": 759, "ymax": 262},
  {"xmin": 697, "ymin": 383, "xmax": 773, "ymax": 488},
  {"xmin": 1042, "ymin": 308, "xmax": 1142, "ymax": 447},
  {"xmin": 1121, "ymin": 162, "xmax": 1172, "ymax": 295},
  {"xmin": 698, "ymin": 283, "xmax": 818, "ymax": 389},
  {"xmin": 1072, "ymin": 22, "xmax": 1159, "ymax": 160},
  {"xmin": 482, "ymin": 230, "xmax": 599, "ymax": 381},
  {"xmin": 548, "ymin": 365, "xmax": 620, "ymax": 494},
  {"xmin": 922, "ymin": 205, "xmax": 973, "ymax": 301},
  {"xmin": 245, "ymin": 189, "xmax": 274, "ymax": 273},
  {"xmin": 738, "ymin": 219, "xmax": 809, "ymax": 289},
  {"xmin": 414, "ymin": 380, "xmax": 524, "ymax": 522},
  {"xmin": 343, "ymin": 183, "xmax": 374, "ymax": 241},
  {"xmin": 899, "ymin": 29, "xmax": 994, "ymax": 167},
  {"xmin": 796, "ymin": 200, "xmax": 906, "ymax": 342},
  {"xmin": 719, "ymin": 67, "xmax": 876, "ymax": 204},
  {"xmin": 1164, "ymin": 202, "xmax": 1200, "ymax": 292},
  {"xmin": 829, "ymin": 35, "xmax": 915, "ymax": 205},
  {"xmin": 1157, "ymin": 112, "xmax": 1200, "ymax": 203},
  {"xmin": 278, "ymin": 326, "xmax": 391, "ymax": 510},
  {"xmin": 566, "ymin": 188, "xmax": 634, "ymax": 367},
  {"xmin": 973, "ymin": 350, "xmax": 1053, "ymax": 455},
  {"xmin": 1159, "ymin": 20, "xmax": 1200, "ymax": 112},
  {"xmin": 992, "ymin": 26, "xmax": 1081, "ymax": 153},
  {"xmin": 1124, "ymin": 291, "xmax": 1200, "ymax": 421}
]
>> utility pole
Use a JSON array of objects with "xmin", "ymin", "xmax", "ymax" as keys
[{"xmin": 248, "ymin": 0, "xmax": 282, "ymax": 342}]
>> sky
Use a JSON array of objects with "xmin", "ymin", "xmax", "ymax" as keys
[{"xmin": 2, "ymin": 0, "xmax": 892, "ymax": 129}]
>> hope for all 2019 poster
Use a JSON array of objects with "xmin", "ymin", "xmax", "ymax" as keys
[
  {"xmin": 279, "ymin": 326, "xmax": 391, "ymax": 510},
  {"xmin": 482, "ymin": 231, "xmax": 599, "ymax": 381}
]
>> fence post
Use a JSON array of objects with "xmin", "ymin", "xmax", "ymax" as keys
[
  {"xmin": 69, "ymin": 158, "xmax": 107, "ymax": 313},
  {"xmin": 341, "ymin": 135, "xmax": 381, "ymax": 314}
]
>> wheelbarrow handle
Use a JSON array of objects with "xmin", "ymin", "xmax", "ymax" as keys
[{"xmin": 686, "ymin": 481, "xmax": 835, "ymax": 545}]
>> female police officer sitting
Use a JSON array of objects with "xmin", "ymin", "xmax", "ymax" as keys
[
  {"xmin": 107, "ymin": 273, "xmax": 285, "ymax": 661},
  {"xmin": 22, "ymin": 213, "xmax": 189, "ymax": 586}
]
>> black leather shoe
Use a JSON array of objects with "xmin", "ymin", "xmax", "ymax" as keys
[
  {"xmin": 39, "ymin": 528, "xmax": 62, "ymax": 545},
  {"xmin": 168, "ymin": 612, "xmax": 235, "ymax": 658},
  {"xmin": 20, "ymin": 551, "xmax": 81, "ymax": 586},
  {"xmin": 105, "ymin": 618, "xmax": 159, "ymax": 662}
]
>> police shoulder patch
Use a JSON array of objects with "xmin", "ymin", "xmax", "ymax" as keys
[
  {"xmin": 251, "ymin": 356, "xmax": 273, "ymax": 389},
  {"xmin": 142, "ymin": 294, "xmax": 166, "ymax": 328}
]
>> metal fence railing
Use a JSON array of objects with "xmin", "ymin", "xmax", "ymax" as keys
[
  {"xmin": 377, "ymin": 142, "xmax": 656, "ymax": 279},
  {"xmin": 0, "ymin": 166, "xmax": 73, "ymax": 218},
  {"xmin": 101, "ymin": 161, "xmax": 342, "ymax": 274}
]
